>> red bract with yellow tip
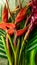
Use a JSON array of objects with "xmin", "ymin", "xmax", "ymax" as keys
[
  {"xmin": 2, "ymin": 5, "xmax": 8, "ymax": 23},
  {"xmin": 15, "ymin": 8, "xmax": 27, "ymax": 24}
]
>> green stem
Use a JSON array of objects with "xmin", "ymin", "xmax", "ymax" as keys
[
  {"xmin": 17, "ymin": 38, "xmax": 20, "ymax": 52},
  {"xmin": 14, "ymin": 53, "xmax": 17, "ymax": 65},
  {"xmin": 14, "ymin": 38, "xmax": 20, "ymax": 65},
  {"xmin": 19, "ymin": 37, "xmax": 27, "ymax": 63},
  {"xmin": 7, "ymin": 34, "xmax": 20, "ymax": 65},
  {"xmin": 7, "ymin": 34, "xmax": 17, "ymax": 65},
  {"xmin": 19, "ymin": 28, "xmax": 29, "ymax": 61},
  {"xmin": 19, "ymin": 40, "xmax": 25, "ymax": 62},
  {"xmin": 8, "ymin": 61, "xmax": 12, "ymax": 65},
  {"xmin": 7, "ymin": 34, "xmax": 15, "ymax": 55},
  {"xmin": 1, "ymin": 36, "xmax": 12, "ymax": 65}
]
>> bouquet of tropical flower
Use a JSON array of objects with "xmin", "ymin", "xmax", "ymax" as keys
[{"xmin": 0, "ymin": 0, "xmax": 37, "ymax": 65}]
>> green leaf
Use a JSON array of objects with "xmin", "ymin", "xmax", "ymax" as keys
[
  {"xmin": 0, "ymin": 29, "xmax": 7, "ymax": 59},
  {"xmin": 25, "ymin": 28, "xmax": 37, "ymax": 65}
]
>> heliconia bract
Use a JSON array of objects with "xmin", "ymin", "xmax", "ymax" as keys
[{"xmin": 2, "ymin": 5, "xmax": 8, "ymax": 23}]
